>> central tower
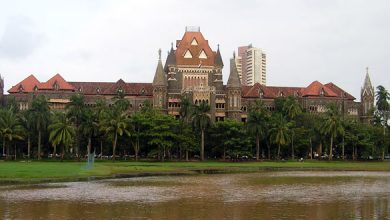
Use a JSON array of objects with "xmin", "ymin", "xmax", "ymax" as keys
[{"xmin": 163, "ymin": 27, "xmax": 225, "ymax": 120}]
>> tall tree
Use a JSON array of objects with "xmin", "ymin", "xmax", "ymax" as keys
[
  {"xmin": 282, "ymin": 97, "xmax": 302, "ymax": 160},
  {"xmin": 270, "ymin": 114, "xmax": 291, "ymax": 160},
  {"xmin": 66, "ymin": 94, "xmax": 85, "ymax": 158},
  {"xmin": 30, "ymin": 95, "xmax": 50, "ymax": 160},
  {"xmin": 19, "ymin": 110, "xmax": 34, "ymax": 159},
  {"xmin": 99, "ymin": 105, "xmax": 131, "ymax": 161},
  {"xmin": 191, "ymin": 102, "xmax": 210, "ymax": 161},
  {"xmin": 375, "ymin": 85, "xmax": 390, "ymax": 160},
  {"xmin": 320, "ymin": 104, "xmax": 344, "ymax": 160},
  {"xmin": 80, "ymin": 108, "xmax": 99, "ymax": 156},
  {"xmin": 48, "ymin": 112, "xmax": 76, "ymax": 160},
  {"xmin": 247, "ymin": 100, "xmax": 268, "ymax": 161},
  {"xmin": 0, "ymin": 108, "xmax": 24, "ymax": 159}
]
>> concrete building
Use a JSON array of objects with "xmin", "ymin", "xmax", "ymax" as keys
[{"xmin": 235, "ymin": 45, "xmax": 266, "ymax": 86}]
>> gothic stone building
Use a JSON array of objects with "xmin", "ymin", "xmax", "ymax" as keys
[{"xmin": 3, "ymin": 28, "xmax": 374, "ymax": 122}]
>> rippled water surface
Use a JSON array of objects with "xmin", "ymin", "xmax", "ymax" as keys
[{"xmin": 1, "ymin": 171, "xmax": 390, "ymax": 219}]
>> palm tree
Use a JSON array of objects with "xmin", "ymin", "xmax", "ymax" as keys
[
  {"xmin": 320, "ymin": 104, "xmax": 344, "ymax": 160},
  {"xmin": 99, "ymin": 105, "xmax": 131, "ymax": 161},
  {"xmin": 80, "ymin": 108, "xmax": 99, "ymax": 156},
  {"xmin": 247, "ymin": 100, "xmax": 268, "ymax": 161},
  {"xmin": 191, "ymin": 102, "xmax": 210, "ymax": 161},
  {"xmin": 66, "ymin": 94, "xmax": 85, "ymax": 158},
  {"xmin": 48, "ymin": 112, "xmax": 75, "ymax": 160},
  {"xmin": 0, "ymin": 108, "xmax": 24, "ymax": 159},
  {"xmin": 270, "ymin": 114, "xmax": 290, "ymax": 160},
  {"xmin": 19, "ymin": 110, "xmax": 34, "ymax": 159},
  {"xmin": 30, "ymin": 95, "xmax": 50, "ymax": 160},
  {"xmin": 375, "ymin": 85, "xmax": 389, "ymax": 160},
  {"xmin": 283, "ymin": 97, "xmax": 302, "ymax": 160}
]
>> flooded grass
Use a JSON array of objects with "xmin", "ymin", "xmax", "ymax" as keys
[
  {"xmin": 245, "ymin": 175, "xmax": 380, "ymax": 186},
  {"xmin": 108, "ymin": 179, "xmax": 188, "ymax": 187}
]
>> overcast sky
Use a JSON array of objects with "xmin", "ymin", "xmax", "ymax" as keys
[{"xmin": 0, "ymin": 0, "xmax": 389, "ymax": 100}]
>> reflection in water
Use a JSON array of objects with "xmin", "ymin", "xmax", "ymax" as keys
[{"xmin": 1, "ymin": 171, "xmax": 390, "ymax": 219}]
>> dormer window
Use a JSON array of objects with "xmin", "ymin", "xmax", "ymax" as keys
[
  {"xmin": 33, "ymin": 86, "xmax": 38, "ymax": 92},
  {"xmin": 191, "ymin": 38, "xmax": 198, "ymax": 46},
  {"xmin": 279, "ymin": 92, "xmax": 284, "ymax": 97},
  {"xmin": 320, "ymin": 88, "xmax": 325, "ymax": 96},
  {"xmin": 259, "ymin": 90, "xmax": 264, "ymax": 98},
  {"xmin": 140, "ymin": 88, "xmax": 146, "ymax": 95},
  {"xmin": 183, "ymin": 50, "xmax": 193, "ymax": 58},
  {"xmin": 18, "ymin": 85, "xmax": 24, "ymax": 93},
  {"xmin": 53, "ymin": 82, "xmax": 59, "ymax": 90},
  {"xmin": 294, "ymin": 91, "xmax": 299, "ymax": 97},
  {"xmin": 96, "ymin": 87, "xmax": 101, "ymax": 94},
  {"xmin": 199, "ymin": 50, "xmax": 207, "ymax": 59},
  {"xmin": 118, "ymin": 88, "xmax": 123, "ymax": 93},
  {"xmin": 78, "ymin": 87, "xmax": 82, "ymax": 92}
]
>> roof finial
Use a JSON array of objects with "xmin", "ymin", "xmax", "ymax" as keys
[
  {"xmin": 366, "ymin": 66, "xmax": 369, "ymax": 74},
  {"xmin": 158, "ymin": 48, "xmax": 161, "ymax": 60},
  {"xmin": 217, "ymin": 44, "xmax": 220, "ymax": 50},
  {"xmin": 233, "ymin": 51, "xmax": 236, "ymax": 59},
  {"xmin": 171, "ymin": 42, "xmax": 173, "ymax": 49}
]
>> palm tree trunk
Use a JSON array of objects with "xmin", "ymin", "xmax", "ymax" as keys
[
  {"xmin": 61, "ymin": 145, "xmax": 64, "ymax": 161},
  {"xmin": 277, "ymin": 144, "xmax": 281, "ymax": 160},
  {"xmin": 256, "ymin": 135, "xmax": 260, "ymax": 161},
  {"xmin": 329, "ymin": 136, "xmax": 333, "ymax": 161},
  {"xmin": 14, "ymin": 144, "xmax": 16, "ymax": 160},
  {"xmin": 87, "ymin": 137, "xmax": 92, "ymax": 155},
  {"xmin": 27, "ymin": 136, "xmax": 31, "ymax": 159},
  {"xmin": 2, "ymin": 137, "xmax": 5, "ymax": 157},
  {"xmin": 53, "ymin": 144, "xmax": 57, "ymax": 160},
  {"xmin": 342, "ymin": 136, "xmax": 345, "ymax": 160},
  {"xmin": 291, "ymin": 134, "xmax": 295, "ymax": 160},
  {"xmin": 38, "ymin": 130, "xmax": 41, "ymax": 160},
  {"xmin": 112, "ymin": 133, "xmax": 118, "ymax": 161},
  {"xmin": 309, "ymin": 138, "xmax": 313, "ymax": 159},
  {"xmin": 100, "ymin": 140, "xmax": 103, "ymax": 159},
  {"xmin": 223, "ymin": 147, "xmax": 226, "ymax": 160},
  {"xmin": 185, "ymin": 149, "xmax": 189, "ymax": 161},
  {"xmin": 319, "ymin": 141, "xmax": 322, "ymax": 157},
  {"xmin": 201, "ymin": 129, "xmax": 205, "ymax": 161},
  {"xmin": 267, "ymin": 143, "xmax": 271, "ymax": 160}
]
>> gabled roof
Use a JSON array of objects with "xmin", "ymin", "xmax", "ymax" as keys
[
  {"xmin": 175, "ymin": 31, "xmax": 216, "ymax": 66},
  {"xmin": 242, "ymin": 83, "xmax": 303, "ymax": 98},
  {"xmin": 39, "ymin": 73, "xmax": 75, "ymax": 90},
  {"xmin": 69, "ymin": 81, "xmax": 153, "ymax": 96},
  {"xmin": 8, "ymin": 74, "xmax": 40, "ymax": 93},
  {"xmin": 325, "ymin": 82, "xmax": 355, "ymax": 100},
  {"xmin": 301, "ymin": 81, "xmax": 337, "ymax": 97}
]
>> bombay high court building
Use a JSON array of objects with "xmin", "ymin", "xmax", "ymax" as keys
[{"xmin": 2, "ymin": 27, "xmax": 375, "ymax": 122}]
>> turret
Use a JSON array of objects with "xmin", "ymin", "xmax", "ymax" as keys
[
  {"xmin": 152, "ymin": 49, "xmax": 168, "ymax": 112},
  {"xmin": 226, "ymin": 52, "xmax": 242, "ymax": 120},
  {"xmin": 360, "ymin": 67, "xmax": 375, "ymax": 123}
]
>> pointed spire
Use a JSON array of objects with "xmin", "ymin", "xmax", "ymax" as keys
[
  {"xmin": 227, "ymin": 57, "xmax": 241, "ymax": 88},
  {"xmin": 153, "ymin": 48, "xmax": 167, "ymax": 87},
  {"xmin": 361, "ymin": 67, "xmax": 374, "ymax": 96},
  {"xmin": 214, "ymin": 44, "xmax": 224, "ymax": 67},
  {"xmin": 164, "ymin": 43, "xmax": 176, "ymax": 71}
]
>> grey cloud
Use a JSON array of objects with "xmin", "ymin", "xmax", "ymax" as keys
[{"xmin": 0, "ymin": 16, "xmax": 46, "ymax": 60}]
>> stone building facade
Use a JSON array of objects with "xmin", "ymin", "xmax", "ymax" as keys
[{"xmin": 3, "ymin": 28, "xmax": 375, "ymax": 123}]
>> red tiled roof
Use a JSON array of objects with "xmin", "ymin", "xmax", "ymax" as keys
[
  {"xmin": 242, "ymin": 83, "xmax": 303, "ymax": 98},
  {"xmin": 69, "ymin": 81, "xmax": 153, "ymax": 96},
  {"xmin": 8, "ymin": 74, "xmax": 40, "ymax": 93},
  {"xmin": 175, "ymin": 31, "xmax": 216, "ymax": 66},
  {"xmin": 301, "ymin": 81, "xmax": 337, "ymax": 97},
  {"xmin": 324, "ymin": 82, "xmax": 355, "ymax": 100},
  {"xmin": 38, "ymin": 73, "xmax": 75, "ymax": 90}
]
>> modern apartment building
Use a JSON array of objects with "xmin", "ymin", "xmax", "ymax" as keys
[{"xmin": 235, "ymin": 45, "xmax": 266, "ymax": 86}]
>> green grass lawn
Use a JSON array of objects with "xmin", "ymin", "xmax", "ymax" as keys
[{"xmin": 1, "ymin": 160, "xmax": 390, "ymax": 183}]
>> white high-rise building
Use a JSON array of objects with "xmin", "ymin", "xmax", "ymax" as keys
[{"xmin": 235, "ymin": 45, "xmax": 266, "ymax": 86}]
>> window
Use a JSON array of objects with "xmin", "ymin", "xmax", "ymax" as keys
[{"xmin": 184, "ymin": 50, "xmax": 192, "ymax": 58}]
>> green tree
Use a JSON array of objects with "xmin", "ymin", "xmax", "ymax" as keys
[
  {"xmin": 191, "ymin": 102, "xmax": 210, "ymax": 161},
  {"xmin": 99, "ymin": 105, "xmax": 131, "ymax": 161},
  {"xmin": 375, "ymin": 85, "xmax": 389, "ymax": 160},
  {"xmin": 30, "ymin": 95, "xmax": 50, "ymax": 160},
  {"xmin": 48, "ymin": 112, "xmax": 75, "ymax": 160},
  {"xmin": 19, "ymin": 109, "xmax": 34, "ymax": 159},
  {"xmin": 0, "ymin": 108, "xmax": 24, "ymax": 159},
  {"xmin": 66, "ymin": 94, "xmax": 86, "ymax": 158},
  {"xmin": 282, "ymin": 97, "xmax": 302, "ymax": 159},
  {"xmin": 247, "ymin": 100, "xmax": 268, "ymax": 161},
  {"xmin": 320, "ymin": 104, "xmax": 344, "ymax": 160},
  {"xmin": 80, "ymin": 108, "xmax": 99, "ymax": 156},
  {"xmin": 270, "ymin": 114, "xmax": 291, "ymax": 160}
]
